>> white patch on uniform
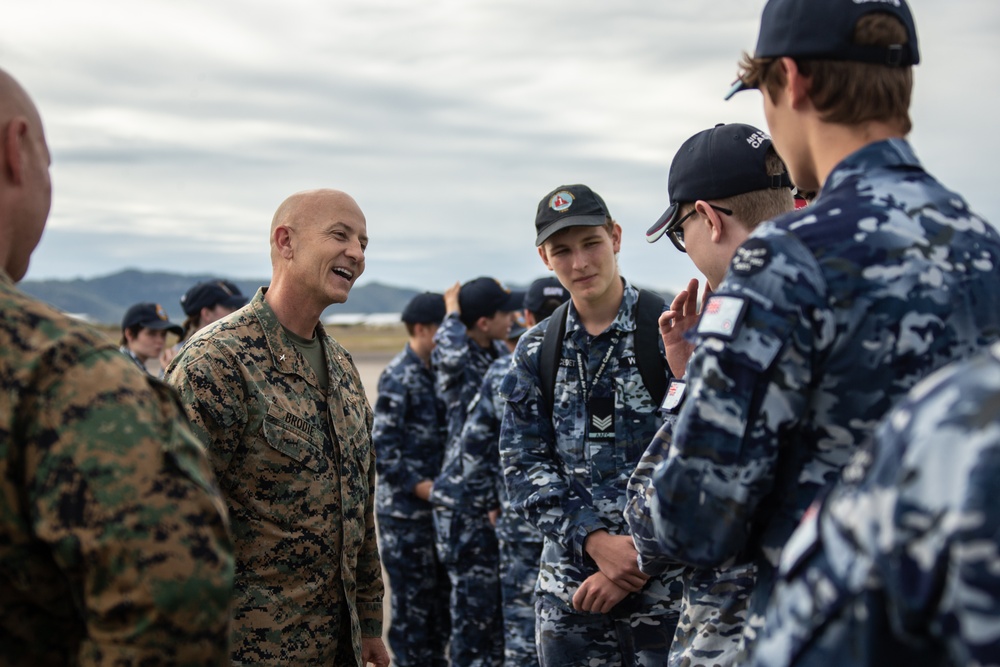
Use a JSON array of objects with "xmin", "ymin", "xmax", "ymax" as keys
[
  {"xmin": 697, "ymin": 295, "xmax": 748, "ymax": 340},
  {"xmin": 660, "ymin": 379, "xmax": 686, "ymax": 412}
]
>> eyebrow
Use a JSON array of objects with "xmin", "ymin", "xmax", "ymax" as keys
[{"xmin": 325, "ymin": 221, "xmax": 368, "ymax": 246}]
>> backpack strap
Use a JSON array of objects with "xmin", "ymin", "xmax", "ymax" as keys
[
  {"xmin": 538, "ymin": 299, "xmax": 571, "ymax": 417},
  {"xmin": 634, "ymin": 289, "xmax": 668, "ymax": 406}
]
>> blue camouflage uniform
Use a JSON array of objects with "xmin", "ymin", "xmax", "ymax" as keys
[
  {"xmin": 644, "ymin": 138, "xmax": 1000, "ymax": 653},
  {"xmin": 430, "ymin": 313, "xmax": 506, "ymax": 667},
  {"xmin": 627, "ymin": 411, "xmax": 756, "ymax": 667},
  {"xmin": 499, "ymin": 280, "xmax": 684, "ymax": 666},
  {"xmin": 751, "ymin": 340, "xmax": 1000, "ymax": 666},
  {"xmin": 459, "ymin": 355, "xmax": 544, "ymax": 667},
  {"xmin": 373, "ymin": 343, "xmax": 450, "ymax": 667}
]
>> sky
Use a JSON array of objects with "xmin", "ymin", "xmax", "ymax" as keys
[{"xmin": 6, "ymin": 0, "xmax": 1000, "ymax": 296}]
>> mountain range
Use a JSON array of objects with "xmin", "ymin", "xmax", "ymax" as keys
[{"xmin": 18, "ymin": 269, "xmax": 423, "ymax": 324}]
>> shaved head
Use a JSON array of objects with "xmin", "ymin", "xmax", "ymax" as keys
[{"xmin": 0, "ymin": 68, "xmax": 51, "ymax": 281}]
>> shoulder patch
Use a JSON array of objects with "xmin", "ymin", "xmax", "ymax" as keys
[
  {"xmin": 696, "ymin": 295, "xmax": 748, "ymax": 341},
  {"xmin": 730, "ymin": 238, "xmax": 772, "ymax": 276}
]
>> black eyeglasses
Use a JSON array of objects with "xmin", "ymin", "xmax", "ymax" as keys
[{"xmin": 665, "ymin": 204, "xmax": 733, "ymax": 253}]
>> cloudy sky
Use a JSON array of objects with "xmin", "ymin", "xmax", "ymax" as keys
[{"xmin": 6, "ymin": 0, "xmax": 999, "ymax": 296}]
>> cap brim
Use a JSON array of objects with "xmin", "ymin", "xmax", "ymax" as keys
[
  {"xmin": 645, "ymin": 204, "xmax": 679, "ymax": 244},
  {"xmin": 500, "ymin": 290, "xmax": 525, "ymax": 312},
  {"xmin": 221, "ymin": 295, "xmax": 248, "ymax": 310},
  {"xmin": 535, "ymin": 214, "xmax": 607, "ymax": 246},
  {"xmin": 724, "ymin": 78, "xmax": 751, "ymax": 101},
  {"xmin": 144, "ymin": 320, "xmax": 184, "ymax": 336}
]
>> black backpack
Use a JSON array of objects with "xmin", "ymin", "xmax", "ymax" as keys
[{"xmin": 537, "ymin": 289, "xmax": 667, "ymax": 415}]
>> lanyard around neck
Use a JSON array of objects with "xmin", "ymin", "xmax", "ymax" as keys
[{"xmin": 576, "ymin": 331, "xmax": 622, "ymax": 404}]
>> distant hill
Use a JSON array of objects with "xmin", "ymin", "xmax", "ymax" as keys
[{"xmin": 19, "ymin": 269, "xmax": 422, "ymax": 324}]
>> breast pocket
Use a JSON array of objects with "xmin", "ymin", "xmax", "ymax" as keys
[{"xmin": 260, "ymin": 403, "xmax": 327, "ymax": 473}]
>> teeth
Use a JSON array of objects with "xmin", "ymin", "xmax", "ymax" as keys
[{"xmin": 333, "ymin": 267, "xmax": 353, "ymax": 279}]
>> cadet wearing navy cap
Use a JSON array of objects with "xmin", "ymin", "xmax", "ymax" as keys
[
  {"xmin": 429, "ymin": 277, "xmax": 522, "ymax": 667},
  {"xmin": 627, "ymin": 123, "xmax": 794, "ymax": 667},
  {"xmin": 161, "ymin": 279, "xmax": 250, "ymax": 369},
  {"xmin": 522, "ymin": 276, "xmax": 570, "ymax": 323},
  {"xmin": 373, "ymin": 291, "xmax": 450, "ymax": 667},
  {"xmin": 499, "ymin": 184, "xmax": 681, "ymax": 666},
  {"xmin": 119, "ymin": 302, "xmax": 183, "ymax": 374},
  {"xmin": 644, "ymin": 0, "xmax": 1000, "ymax": 661}
]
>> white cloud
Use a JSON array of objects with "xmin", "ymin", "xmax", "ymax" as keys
[{"xmin": 3, "ymin": 0, "xmax": 997, "ymax": 297}]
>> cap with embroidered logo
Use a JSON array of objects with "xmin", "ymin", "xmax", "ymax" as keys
[
  {"xmin": 523, "ymin": 276, "xmax": 570, "ymax": 317},
  {"xmin": 534, "ymin": 184, "xmax": 611, "ymax": 246},
  {"xmin": 726, "ymin": 0, "xmax": 920, "ymax": 100},
  {"xmin": 647, "ymin": 123, "xmax": 791, "ymax": 244}
]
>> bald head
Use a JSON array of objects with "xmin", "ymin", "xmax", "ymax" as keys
[{"xmin": 0, "ymin": 68, "xmax": 51, "ymax": 281}]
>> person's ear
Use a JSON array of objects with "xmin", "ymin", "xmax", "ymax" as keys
[
  {"xmin": 694, "ymin": 201, "xmax": 724, "ymax": 244},
  {"xmin": 2, "ymin": 118, "xmax": 29, "ymax": 185},
  {"xmin": 610, "ymin": 223, "xmax": 622, "ymax": 253},
  {"xmin": 538, "ymin": 245, "xmax": 554, "ymax": 270},
  {"xmin": 780, "ymin": 57, "xmax": 811, "ymax": 110},
  {"xmin": 273, "ymin": 225, "xmax": 294, "ymax": 259}
]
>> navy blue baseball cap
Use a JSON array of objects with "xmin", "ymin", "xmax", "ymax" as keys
[
  {"xmin": 459, "ymin": 277, "xmax": 524, "ymax": 324},
  {"xmin": 180, "ymin": 279, "xmax": 248, "ymax": 317},
  {"xmin": 535, "ymin": 184, "xmax": 611, "ymax": 246},
  {"xmin": 121, "ymin": 302, "xmax": 183, "ymax": 336},
  {"xmin": 401, "ymin": 292, "xmax": 446, "ymax": 325},
  {"xmin": 523, "ymin": 276, "xmax": 570, "ymax": 315},
  {"xmin": 647, "ymin": 123, "xmax": 791, "ymax": 243},
  {"xmin": 726, "ymin": 0, "xmax": 919, "ymax": 100}
]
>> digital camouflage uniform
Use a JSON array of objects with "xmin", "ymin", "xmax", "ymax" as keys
[
  {"xmin": 430, "ymin": 313, "xmax": 506, "ymax": 667},
  {"xmin": 499, "ymin": 281, "xmax": 684, "ymax": 666},
  {"xmin": 0, "ymin": 271, "xmax": 234, "ymax": 666},
  {"xmin": 627, "ymin": 411, "xmax": 755, "ymax": 667},
  {"xmin": 166, "ymin": 288, "xmax": 384, "ymax": 666},
  {"xmin": 458, "ymin": 355, "xmax": 544, "ymax": 667},
  {"xmin": 372, "ymin": 343, "xmax": 449, "ymax": 667},
  {"xmin": 646, "ymin": 138, "xmax": 1000, "ymax": 654},
  {"xmin": 751, "ymin": 340, "xmax": 1000, "ymax": 667}
]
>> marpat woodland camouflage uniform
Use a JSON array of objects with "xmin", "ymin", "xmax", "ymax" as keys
[
  {"xmin": 0, "ymin": 271, "xmax": 234, "ymax": 666},
  {"xmin": 167, "ymin": 287, "xmax": 383, "ymax": 665}
]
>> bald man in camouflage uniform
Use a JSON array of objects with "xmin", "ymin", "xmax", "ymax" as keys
[
  {"xmin": 752, "ymin": 341, "xmax": 1000, "ymax": 666},
  {"xmin": 167, "ymin": 189, "xmax": 388, "ymax": 666},
  {"xmin": 0, "ymin": 68, "xmax": 233, "ymax": 666},
  {"xmin": 648, "ymin": 0, "xmax": 1000, "ymax": 657}
]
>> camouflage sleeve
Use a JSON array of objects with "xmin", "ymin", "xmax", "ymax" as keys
[
  {"xmin": 455, "ymin": 369, "xmax": 503, "ymax": 510},
  {"xmin": 499, "ymin": 337, "xmax": 607, "ymax": 563},
  {"xmin": 165, "ymin": 339, "xmax": 250, "ymax": 480},
  {"xmin": 625, "ymin": 417, "xmax": 677, "ymax": 576},
  {"xmin": 650, "ymin": 230, "xmax": 823, "ymax": 567},
  {"xmin": 356, "ymin": 399, "xmax": 385, "ymax": 638},
  {"xmin": 24, "ymin": 348, "xmax": 233, "ymax": 665},
  {"xmin": 431, "ymin": 314, "xmax": 470, "ymax": 403},
  {"xmin": 372, "ymin": 368, "xmax": 422, "ymax": 497}
]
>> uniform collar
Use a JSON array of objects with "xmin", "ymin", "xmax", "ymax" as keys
[
  {"xmin": 565, "ymin": 278, "xmax": 638, "ymax": 340},
  {"xmin": 824, "ymin": 138, "xmax": 922, "ymax": 193},
  {"xmin": 249, "ymin": 287, "xmax": 344, "ymax": 387}
]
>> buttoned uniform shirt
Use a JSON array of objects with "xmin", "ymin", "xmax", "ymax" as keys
[
  {"xmin": 499, "ymin": 280, "xmax": 683, "ymax": 612},
  {"xmin": 751, "ymin": 341, "xmax": 1000, "ymax": 667},
  {"xmin": 0, "ymin": 271, "xmax": 233, "ymax": 666},
  {"xmin": 646, "ymin": 139, "xmax": 1000, "ymax": 637},
  {"xmin": 167, "ymin": 287, "xmax": 383, "ymax": 666},
  {"xmin": 373, "ymin": 343, "xmax": 447, "ymax": 520}
]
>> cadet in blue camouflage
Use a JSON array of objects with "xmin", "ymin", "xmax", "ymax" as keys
[
  {"xmin": 628, "ymin": 122, "xmax": 795, "ymax": 667},
  {"xmin": 167, "ymin": 190, "xmax": 389, "ymax": 666},
  {"xmin": 430, "ymin": 278, "xmax": 518, "ymax": 667},
  {"xmin": 500, "ymin": 184, "xmax": 684, "ymax": 666},
  {"xmin": 0, "ymin": 68, "xmax": 233, "ymax": 666},
  {"xmin": 652, "ymin": 0, "xmax": 1000, "ymax": 655},
  {"xmin": 373, "ymin": 292, "xmax": 450, "ymax": 667},
  {"xmin": 457, "ymin": 354, "xmax": 544, "ymax": 667},
  {"xmin": 751, "ymin": 341, "xmax": 1000, "ymax": 666}
]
